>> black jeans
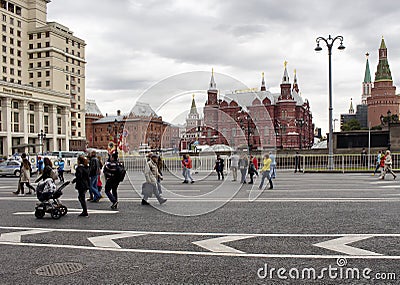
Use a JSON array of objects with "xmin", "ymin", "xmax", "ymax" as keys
[
  {"xmin": 78, "ymin": 189, "xmax": 88, "ymax": 214},
  {"xmin": 58, "ymin": 170, "xmax": 64, "ymax": 182},
  {"xmin": 20, "ymin": 182, "xmax": 35, "ymax": 194},
  {"xmin": 105, "ymin": 179, "xmax": 119, "ymax": 203},
  {"xmin": 217, "ymin": 170, "xmax": 224, "ymax": 180}
]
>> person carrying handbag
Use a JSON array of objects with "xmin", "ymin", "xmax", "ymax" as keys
[{"xmin": 72, "ymin": 156, "xmax": 90, "ymax": 217}]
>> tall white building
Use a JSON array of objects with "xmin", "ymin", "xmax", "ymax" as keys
[{"xmin": 0, "ymin": 0, "xmax": 86, "ymax": 156}]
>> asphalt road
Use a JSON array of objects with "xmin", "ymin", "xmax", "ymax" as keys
[{"xmin": 0, "ymin": 171, "xmax": 400, "ymax": 284}]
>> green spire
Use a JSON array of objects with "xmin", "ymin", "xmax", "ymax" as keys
[
  {"xmin": 364, "ymin": 53, "xmax": 371, "ymax": 83},
  {"xmin": 189, "ymin": 94, "xmax": 198, "ymax": 115},
  {"xmin": 349, "ymin": 98, "xmax": 354, "ymax": 114},
  {"xmin": 375, "ymin": 37, "xmax": 392, "ymax": 82}
]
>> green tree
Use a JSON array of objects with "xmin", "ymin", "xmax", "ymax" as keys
[{"xmin": 341, "ymin": 119, "xmax": 361, "ymax": 131}]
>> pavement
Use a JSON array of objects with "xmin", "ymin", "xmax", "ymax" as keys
[{"xmin": 0, "ymin": 171, "xmax": 400, "ymax": 284}]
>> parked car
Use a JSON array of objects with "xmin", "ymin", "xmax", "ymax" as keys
[{"xmin": 0, "ymin": 160, "xmax": 37, "ymax": 177}]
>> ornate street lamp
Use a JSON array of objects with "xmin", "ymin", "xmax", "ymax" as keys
[
  {"xmin": 37, "ymin": 129, "xmax": 46, "ymax": 154},
  {"xmin": 239, "ymin": 114, "xmax": 253, "ymax": 154},
  {"xmin": 107, "ymin": 119, "xmax": 124, "ymax": 150},
  {"xmin": 315, "ymin": 35, "xmax": 345, "ymax": 169},
  {"xmin": 380, "ymin": 110, "xmax": 399, "ymax": 150},
  {"xmin": 274, "ymin": 119, "xmax": 283, "ymax": 149},
  {"xmin": 296, "ymin": 118, "xmax": 305, "ymax": 150}
]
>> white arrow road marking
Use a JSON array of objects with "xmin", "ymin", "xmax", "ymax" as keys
[
  {"xmin": 313, "ymin": 235, "xmax": 381, "ymax": 256},
  {"xmin": 193, "ymin": 235, "xmax": 254, "ymax": 253},
  {"xmin": 13, "ymin": 208, "xmax": 118, "ymax": 215},
  {"xmin": 0, "ymin": 229, "xmax": 51, "ymax": 243},
  {"xmin": 88, "ymin": 233, "xmax": 147, "ymax": 248}
]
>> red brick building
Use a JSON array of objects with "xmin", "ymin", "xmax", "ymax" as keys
[
  {"xmin": 185, "ymin": 65, "xmax": 314, "ymax": 150},
  {"xmin": 85, "ymin": 101, "xmax": 180, "ymax": 152},
  {"xmin": 367, "ymin": 38, "xmax": 400, "ymax": 127},
  {"xmin": 85, "ymin": 99, "xmax": 105, "ymax": 149}
]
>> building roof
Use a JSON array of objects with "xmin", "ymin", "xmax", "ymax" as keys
[
  {"xmin": 282, "ymin": 61, "xmax": 290, "ymax": 84},
  {"xmin": 364, "ymin": 54, "xmax": 372, "ymax": 83},
  {"xmin": 189, "ymin": 94, "xmax": 199, "ymax": 115},
  {"xmin": 130, "ymin": 101, "xmax": 158, "ymax": 117},
  {"xmin": 380, "ymin": 37, "xmax": 387, "ymax": 49},
  {"xmin": 349, "ymin": 98, "xmax": 354, "ymax": 114},
  {"xmin": 85, "ymin": 99, "xmax": 103, "ymax": 116},
  {"xmin": 209, "ymin": 68, "xmax": 217, "ymax": 91},
  {"xmin": 93, "ymin": 115, "xmax": 124, "ymax": 124},
  {"xmin": 223, "ymin": 89, "xmax": 305, "ymax": 108},
  {"xmin": 375, "ymin": 37, "xmax": 392, "ymax": 82}
]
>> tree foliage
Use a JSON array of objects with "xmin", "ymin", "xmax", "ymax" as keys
[{"xmin": 341, "ymin": 119, "xmax": 361, "ymax": 131}]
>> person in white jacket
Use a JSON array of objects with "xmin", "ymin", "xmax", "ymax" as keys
[
  {"xmin": 142, "ymin": 154, "xmax": 167, "ymax": 205},
  {"xmin": 381, "ymin": 150, "xmax": 396, "ymax": 180}
]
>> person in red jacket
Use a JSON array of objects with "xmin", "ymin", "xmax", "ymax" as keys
[
  {"xmin": 185, "ymin": 155, "xmax": 194, "ymax": 184},
  {"xmin": 252, "ymin": 156, "xmax": 258, "ymax": 170},
  {"xmin": 251, "ymin": 155, "xmax": 259, "ymax": 179}
]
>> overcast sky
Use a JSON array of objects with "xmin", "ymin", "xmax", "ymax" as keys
[{"xmin": 48, "ymin": 0, "xmax": 400, "ymax": 133}]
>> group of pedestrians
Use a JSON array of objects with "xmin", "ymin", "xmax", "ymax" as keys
[
  {"xmin": 373, "ymin": 149, "xmax": 397, "ymax": 180},
  {"xmin": 142, "ymin": 153, "xmax": 167, "ymax": 205},
  {"xmin": 73, "ymin": 151, "xmax": 125, "ymax": 216},
  {"xmin": 228, "ymin": 152, "xmax": 276, "ymax": 189}
]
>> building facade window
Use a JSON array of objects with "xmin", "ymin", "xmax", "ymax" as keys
[
  {"xmin": 12, "ymin": 110, "xmax": 19, "ymax": 132},
  {"xmin": 57, "ymin": 117, "xmax": 62, "ymax": 135},
  {"xmin": 43, "ymin": 115, "xmax": 49, "ymax": 133},
  {"xmin": 29, "ymin": 114, "xmax": 34, "ymax": 133}
]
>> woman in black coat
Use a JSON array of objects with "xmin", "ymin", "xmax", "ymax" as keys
[
  {"xmin": 35, "ymin": 157, "xmax": 54, "ymax": 182},
  {"xmin": 72, "ymin": 156, "xmax": 90, "ymax": 217}
]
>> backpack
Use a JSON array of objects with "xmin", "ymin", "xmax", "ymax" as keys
[{"xmin": 117, "ymin": 163, "xmax": 126, "ymax": 182}]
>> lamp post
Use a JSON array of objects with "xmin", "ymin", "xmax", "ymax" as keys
[
  {"xmin": 380, "ymin": 110, "xmax": 399, "ymax": 150},
  {"xmin": 295, "ymin": 118, "xmax": 305, "ymax": 150},
  {"xmin": 315, "ymin": 35, "xmax": 345, "ymax": 169},
  {"xmin": 37, "ymin": 129, "xmax": 46, "ymax": 154},
  {"xmin": 107, "ymin": 119, "xmax": 124, "ymax": 150},
  {"xmin": 239, "ymin": 114, "xmax": 252, "ymax": 154},
  {"xmin": 274, "ymin": 120, "xmax": 283, "ymax": 149}
]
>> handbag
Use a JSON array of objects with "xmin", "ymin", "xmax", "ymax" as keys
[
  {"xmin": 51, "ymin": 169, "xmax": 58, "ymax": 181},
  {"xmin": 142, "ymin": 182, "xmax": 155, "ymax": 197}
]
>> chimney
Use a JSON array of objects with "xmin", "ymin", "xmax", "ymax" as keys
[{"xmin": 117, "ymin": 110, "xmax": 121, "ymax": 116}]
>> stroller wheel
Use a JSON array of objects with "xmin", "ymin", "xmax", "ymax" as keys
[
  {"xmin": 51, "ymin": 208, "xmax": 62, "ymax": 220},
  {"xmin": 35, "ymin": 209, "xmax": 45, "ymax": 219},
  {"xmin": 59, "ymin": 206, "xmax": 68, "ymax": 216}
]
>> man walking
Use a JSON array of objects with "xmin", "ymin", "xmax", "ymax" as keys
[
  {"xmin": 294, "ymin": 151, "xmax": 301, "ymax": 173},
  {"xmin": 229, "ymin": 152, "xmax": 239, "ymax": 181},
  {"xmin": 142, "ymin": 154, "xmax": 167, "ymax": 205},
  {"xmin": 214, "ymin": 155, "xmax": 224, "ymax": 180},
  {"xmin": 57, "ymin": 158, "xmax": 65, "ymax": 183},
  {"xmin": 181, "ymin": 154, "xmax": 189, "ymax": 183},
  {"xmin": 88, "ymin": 150, "xmax": 101, "ymax": 202},
  {"xmin": 373, "ymin": 150, "xmax": 382, "ymax": 176},
  {"xmin": 103, "ymin": 152, "xmax": 123, "ymax": 209},
  {"xmin": 239, "ymin": 154, "xmax": 248, "ymax": 184},
  {"xmin": 37, "ymin": 156, "xmax": 44, "ymax": 175},
  {"xmin": 185, "ymin": 155, "xmax": 194, "ymax": 183},
  {"xmin": 259, "ymin": 154, "xmax": 273, "ymax": 190},
  {"xmin": 269, "ymin": 151, "xmax": 276, "ymax": 179},
  {"xmin": 361, "ymin": 148, "xmax": 367, "ymax": 167}
]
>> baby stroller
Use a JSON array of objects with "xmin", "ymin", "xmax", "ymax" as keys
[{"xmin": 34, "ymin": 178, "xmax": 70, "ymax": 219}]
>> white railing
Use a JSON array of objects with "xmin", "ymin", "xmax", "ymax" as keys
[{"xmin": 121, "ymin": 154, "xmax": 397, "ymax": 173}]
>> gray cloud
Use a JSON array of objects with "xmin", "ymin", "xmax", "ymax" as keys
[{"xmin": 48, "ymin": 0, "xmax": 400, "ymax": 132}]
